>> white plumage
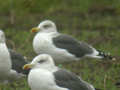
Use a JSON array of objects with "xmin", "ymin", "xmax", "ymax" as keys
[
  {"xmin": 23, "ymin": 54, "xmax": 96, "ymax": 90},
  {"xmin": 0, "ymin": 30, "xmax": 12, "ymax": 82},
  {"xmin": 32, "ymin": 20, "xmax": 114, "ymax": 63},
  {"xmin": 28, "ymin": 68, "xmax": 66, "ymax": 90},
  {"xmin": 0, "ymin": 30, "xmax": 29, "ymax": 83},
  {"xmin": 33, "ymin": 31, "xmax": 77, "ymax": 63}
]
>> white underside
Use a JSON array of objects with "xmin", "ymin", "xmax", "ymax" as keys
[{"xmin": 33, "ymin": 32, "xmax": 79, "ymax": 63}]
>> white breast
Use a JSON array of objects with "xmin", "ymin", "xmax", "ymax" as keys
[
  {"xmin": 28, "ymin": 68, "xmax": 68, "ymax": 90},
  {"xmin": 28, "ymin": 69, "xmax": 55, "ymax": 90},
  {"xmin": 33, "ymin": 32, "xmax": 54, "ymax": 54},
  {"xmin": 0, "ymin": 43, "xmax": 12, "ymax": 79}
]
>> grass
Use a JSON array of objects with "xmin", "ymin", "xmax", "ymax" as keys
[
  {"xmin": 0, "ymin": 0, "xmax": 120, "ymax": 90},
  {"xmin": 1, "ymin": 26, "xmax": 120, "ymax": 90}
]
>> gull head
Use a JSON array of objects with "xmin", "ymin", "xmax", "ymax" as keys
[
  {"xmin": 0, "ymin": 30, "xmax": 6, "ymax": 43},
  {"xmin": 23, "ymin": 54, "xmax": 55, "ymax": 70},
  {"xmin": 31, "ymin": 20, "xmax": 57, "ymax": 33}
]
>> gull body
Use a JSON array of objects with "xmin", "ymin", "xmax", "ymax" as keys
[
  {"xmin": 32, "ymin": 20, "xmax": 114, "ymax": 63},
  {"xmin": 33, "ymin": 32, "xmax": 77, "ymax": 63},
  {"xmin": 23, "ymin": 54, "xmax": 96, "ymax": 90},
  {"xmin": 0, "ymin": 30, "xmax": 29, "ymax": 83},
  {"xmin": 0, "ymin": 31, "xmax": 11, "ymax": 81}
]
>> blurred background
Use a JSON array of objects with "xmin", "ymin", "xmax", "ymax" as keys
[{"xmin": 0, "ymin": 0, "xmax": 120, "ymax": 90}]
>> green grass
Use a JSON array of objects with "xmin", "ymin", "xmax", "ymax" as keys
[
  {"xmin": 0, "ymin": 0, "xmax": 120, "ymax": 90},
  {"xmin": 1, "ymin": 26, "xmax": 120, "ymax": 90}
]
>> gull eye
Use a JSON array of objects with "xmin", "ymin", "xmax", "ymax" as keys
[
  {"xmin": 43, "ymin": 24, "xmax": 51, "ymax": 29},
  {"xmin": 38, "ymin": 60, "xmax": 45, "ymax": 63}
]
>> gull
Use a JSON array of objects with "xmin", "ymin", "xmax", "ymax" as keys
[
  {"xmin": 0, "ymin": 30, "xmax": 29, "ymax": 83},
  {"xmin": 31, "ymin": 20, "xmax": 115, "ymax": 63},
  {"xmin": 23, "ymin": 54, "xmax": 98, "ymax": 90}
]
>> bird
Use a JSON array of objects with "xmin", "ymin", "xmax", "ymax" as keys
[
  {"xmin": 31, "ymin": 20, "xmax": 115, "ymax": 63},
  {"xmin": 0, "ymin": 30, "xmax": 12, "ymax": 83},
  {"xmin": 0, "ymin": 30, "xmax": 29, "ymax": 83},
  {"xmin": 9, "ymin": 49, "xmax": 30, "ymax": 75},
  {"xmin": 23, "ymin": 54, "xmax": 98, "ymax": 90}
]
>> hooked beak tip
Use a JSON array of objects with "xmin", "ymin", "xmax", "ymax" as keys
[
  {"xmin": 23, "ymin": 64, "xmax": 33, "ymax": 70},
  {"xmin": 30, "ymin": 27, "xmax": 39, "ymax": 33}
]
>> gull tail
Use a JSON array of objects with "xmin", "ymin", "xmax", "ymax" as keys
[
  {"xmin": 86, "ymin": 48, "xmax": 116, "ymax": 60},
  {"xmin": 97, "ymin": 50, "xmax": 116, "ymax": 60}
]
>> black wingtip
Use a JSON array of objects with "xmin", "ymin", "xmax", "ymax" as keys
[{"xmin": 97, "ymin": 50, "xmax": 116, "ymax": 61}]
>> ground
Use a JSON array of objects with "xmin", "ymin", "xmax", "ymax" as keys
[{"xmin": 0, "ymin": 0, "xmax": 120, "ymax": 90}]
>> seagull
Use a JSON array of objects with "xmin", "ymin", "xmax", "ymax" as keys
[
  {"xmin": 9, "ymin": 49, "xmax": 30, "ymax": 76},
  {"xmin": 0, "ymin": 30, "xmax": 12, "ymax": 83},
  {"xmin": 31, "ymin": 20, "xmax": 115, "ymax": 63},
  {"xmin": 0, "ymin": 30, "xmax": 29, "ymax": 83},
  {"xmin": 23, "ymin": 54, "xmax": 98, "ymax": 90}
]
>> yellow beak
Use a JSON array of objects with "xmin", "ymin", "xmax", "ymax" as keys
[
  {"xmin": 31, "ymin": 27, "xmax": 39, "ymax": 33},
  {"xmin": 23, "ymin": 64, "xmax": 33, "ymax": 70}
]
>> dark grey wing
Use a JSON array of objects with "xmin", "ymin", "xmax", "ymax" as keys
[
  {"xmin": 54, "ymin": 69, "xmax": 93, "ymax": 90},
  {"xmin": 9, "ymin": 49, "xmax": 30, "ymax": 75},
  {"xmin": 53, "ymin": 34, "xmax": 93, "ymax": 58}
]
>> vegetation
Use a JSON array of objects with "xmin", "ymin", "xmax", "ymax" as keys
[{"xmin": 0, "ymin": 0, "xmax": 120, "ymax": 90}]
